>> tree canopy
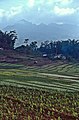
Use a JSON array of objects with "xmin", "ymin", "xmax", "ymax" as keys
[{"xmin": 0, "ymin": 30, "xmax": 17, "ymax": 50}]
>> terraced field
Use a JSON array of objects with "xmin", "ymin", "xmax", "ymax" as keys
[
  {"xmin": 25, "ymin": 62, "xmax": 79, "ymax": 76},
  {"xmin": 0, "ymin": 62, "xmax": 79, "ymax": 92}
]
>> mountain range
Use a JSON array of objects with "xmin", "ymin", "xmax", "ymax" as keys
[{"xmin": 3, "ymin": 19, "xmax": 79, "ymax": 47}]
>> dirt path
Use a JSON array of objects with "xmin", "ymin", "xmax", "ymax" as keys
[{"xmin": 38, "ymin": 73, "xmax": 79, "ymax": 79}]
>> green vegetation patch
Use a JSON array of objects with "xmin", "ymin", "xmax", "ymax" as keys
[{"xmin": 0, "ymin": 85, "xmax": 79, "ymax": 120}]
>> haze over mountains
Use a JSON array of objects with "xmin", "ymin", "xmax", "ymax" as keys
[{"xmin": 3, "ymin": 19, "xmax": 79, "ymax": 47}]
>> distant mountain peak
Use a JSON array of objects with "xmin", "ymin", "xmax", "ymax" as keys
[
  {"xmin": 17, "ymin": 19, "xmax": 32, "ymax": 25},
  {"xmin": 20, "ymin": 19, "xmax": 27, "ymax": 23},
  {"xmin": 3, "ymin": 20, "xmax": 79, "ymax": 47}
]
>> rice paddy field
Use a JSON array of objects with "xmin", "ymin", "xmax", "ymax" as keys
[{"xmin": 0, "ymin": 62, "xmax": 79, "ymax": 120}]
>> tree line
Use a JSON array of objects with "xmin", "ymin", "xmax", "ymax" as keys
[
  {"xmin": 0, "ymin": 30, "xmax": 79, "ymax": 60},
  {"xmin": 38, "ymin": 39, "xmax": 79, "ymax": 60}
]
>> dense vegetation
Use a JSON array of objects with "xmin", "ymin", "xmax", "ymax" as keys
[
  {"xmin": 15, "ymin": 36, "xmax": 79, "ymax": 61},
  {"xmin": 1, "ymin": 86, "xmax": 79, "ymax": 120},
  {"xmin": 38, "ymin": 39, "xmax": 79, "ymax": 60},
  {"xmin": 16, "ymin": 39, "xmax": 79, "ymax": 60},
  {"xmin": 0, "ymin": 30, "xmax": 79, "ymax": 61}
]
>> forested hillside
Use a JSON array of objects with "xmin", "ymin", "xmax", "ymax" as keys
[{"xmin": 0, "ymin": 30, "xmax": 79, "ymax": 63}]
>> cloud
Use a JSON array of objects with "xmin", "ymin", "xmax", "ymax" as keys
[
  {"xmin": 54, "ymin": 6, "xmax": 76, "ymax": 16},
  {"xmin": 28, "ymin": 0, "xmax": 35, "ymax": 8},
  {"xmin": 0, "ymin": 0, "xmax": 79, "ymax": 26},
  {"xmin": 0, "ymin": 9, "xmax": 5, "ymax": 17},
  {"xmin": 7, "ymin": 6, "xmax": 23, "ymax": 18},
  {"xmin": 22, "ymin": 0, "xmax": 79, "ymax": 24},
  {"xmin": 0, "ymin": 6, "xmax": 23, "ymax": 19},
  {"xmin": 57, "ymin": 0, "xmax": 73, "ymax": 5}
]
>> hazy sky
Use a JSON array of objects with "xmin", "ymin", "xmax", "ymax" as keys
[{"xmin": 0, "ymin": 0, "xmax": 79, "ymax": 27}]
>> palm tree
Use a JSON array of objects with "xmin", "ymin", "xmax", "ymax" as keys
[
  {"xmin": 24, "ymin": 38, "xmax": 29, "ymax": 46},
  {"xmin": 30, "ymin": 41, "xmax": 37, "ymax": 51},
  {"xmin": 0, "ymin": 30, "xmax": 17, "ymax": 49}
]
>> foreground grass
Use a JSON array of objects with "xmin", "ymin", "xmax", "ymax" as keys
[{"xmin": 0, "ymin": 85, "xmax": 79, "ymax": 120}]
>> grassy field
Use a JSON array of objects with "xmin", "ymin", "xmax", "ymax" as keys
[
  {"xmin": 0, "ymin": 62, "xmax": 79, "ymax": 119},
  {"xmin": 0, "ymin": 62, "xmax": 79, "ymax": 92},
  {"xmin": 25, "ymin": 62, "xmax": 79, "ymax": 76}
]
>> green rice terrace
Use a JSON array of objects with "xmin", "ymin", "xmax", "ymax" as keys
[{"xmin": 0, "ymin": 62, "xmax": 79, "ymax": 120}]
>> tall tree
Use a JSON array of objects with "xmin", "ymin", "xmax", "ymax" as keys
[
  {"xmin": 24, "ymin": 38, "xmax": 29, "ymax": 46},
  {"xmin": 30, "ymin": 41, "xmax": 37, "ymax": 51},
  {"xmin": 0, "ymin": 30, "xmax": 17, "ymax": 49}
]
